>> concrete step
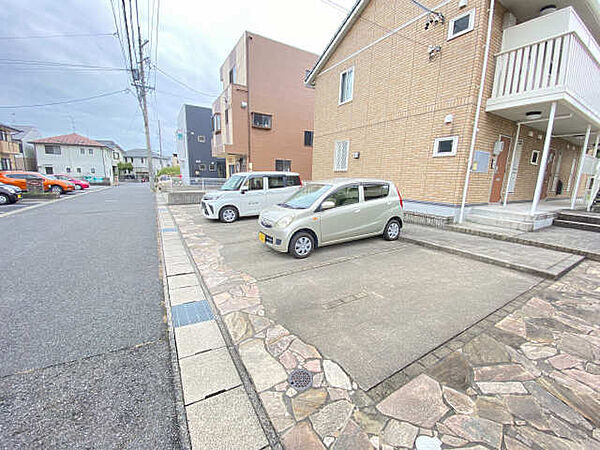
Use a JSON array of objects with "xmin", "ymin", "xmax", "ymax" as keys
[
  {"xmin": 401, "ymin": 224, "xmax": 584, "ymax": 279},
  {"xmin": 557, "ymin": 211, "xmax": 600, "ymax": 225},
  {"xmin": 554, "ymin": 219, "xmax": 600, "ymax": 233},
  {"xmin": 468, "ymin": 207, "xmax": 556, "ymax": 222},
  {"xmin": 465, "ymin": 213, "xmax": 534, "ymax": 232}
]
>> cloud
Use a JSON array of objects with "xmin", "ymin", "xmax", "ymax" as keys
[{"xmin": 0, "ymin": 0, "xmax": 352, "ymax": 154}]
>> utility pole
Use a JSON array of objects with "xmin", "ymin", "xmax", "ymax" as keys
[
  {"xmin": 158, "ymin": 119, "xmax": 163, "ymax": 157},
  {"xmin": 136, "ymin": 22, "xmax": 154, "ymax": 189}
]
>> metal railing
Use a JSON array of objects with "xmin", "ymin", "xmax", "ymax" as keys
[{"xmin": 189, "ymin": 177, "xmax": 226, "ymax": 190}]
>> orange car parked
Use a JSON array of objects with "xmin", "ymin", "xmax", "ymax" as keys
[{"xmin": 0, "ymin": 171, "xmax": 75, "ymax": 195}]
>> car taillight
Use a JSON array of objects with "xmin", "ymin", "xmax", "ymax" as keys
[
  {"xmin": 299, "ymin": 177, "xmax": 303, "ymax": 186},
  {"xmin": 394, "ymin": 184, "xmax": 403, "ymax": 209}
]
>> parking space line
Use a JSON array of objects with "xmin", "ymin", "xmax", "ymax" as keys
[{"xmin": 0, "ymin": 187, "xmax": 112, "ymax": 219}]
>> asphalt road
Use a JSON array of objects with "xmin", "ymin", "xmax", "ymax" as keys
[{"xmin": 0, "ymin": 184, "xmax": 182, "ymax": 448}]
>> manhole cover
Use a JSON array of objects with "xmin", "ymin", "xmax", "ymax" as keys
[{"xmin": 288, "ymin": 369, "xmax": 313, "ymax": 392}]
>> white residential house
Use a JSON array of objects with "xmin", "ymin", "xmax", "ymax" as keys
[
  {"xmin": 96, "ymin": 139, "xmax": 125, "ymax": 180},
  {"xmin": 32, "ymin": 133, "xmax": 115, "ymax": 184},
  {"xmin": 122, "ymin": 148, "xmax": 170, "ymax": 179}
]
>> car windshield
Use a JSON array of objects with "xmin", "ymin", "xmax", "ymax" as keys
[
  {"xmin": 44, "ymin": 175, "xmax": 56, "ymax": 179},
  {"xmin": 220, "ymin": 174, "xmax": 245, "ymax": 191},
  {"xmin": 279, "ymin": 183, "xmax": 331, "ymax": 209}
]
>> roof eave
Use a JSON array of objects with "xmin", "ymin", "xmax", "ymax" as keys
[{"xmin": 305, "ymin": 0, "xmax": 370, "ymax": 86}]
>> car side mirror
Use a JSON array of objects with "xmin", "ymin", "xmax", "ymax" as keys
[
  {"xmin": 240, "ymin": 186, "xmax": 248, "ymax": 194},
  {"xmin": 321, "ymin": 200, "xmax": 335, "ymax": 210}
]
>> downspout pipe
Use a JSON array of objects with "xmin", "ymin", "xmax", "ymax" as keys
[{"xmin": 458, "ymin": 0, "xmax": 496, "ymax": 223}]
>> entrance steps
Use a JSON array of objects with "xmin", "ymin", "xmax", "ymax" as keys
[
  {"xmin": 465, "ymin": 205, "xmax": 557, "ymax": 232},
  {"xmin": 554, "ymin": 210, "xmax": 600, "ymax": 233}
]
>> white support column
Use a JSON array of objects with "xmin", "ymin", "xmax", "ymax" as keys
[
  {"xmin": 530, "ymin": 102, "xmax": 557, "ymax": 216},
  {"xmin": 588, "ymin": 134, "xmax": 600, "ymax": 211},
  {"xmin": 503, "ymin": 123, "xmax": 521, "ymax": 207},
  {"xmin": 570, "ymin": 124, "xmax": 592, "ymax": 209}
]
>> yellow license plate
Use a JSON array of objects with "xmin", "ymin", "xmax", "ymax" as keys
[
  {"xmin": 17, "ymin": 194, "xmax": 22, "ymax": 198},
  {"xmin": 258, "ymin": 232, "xmax": 266, "ymax": 243}
]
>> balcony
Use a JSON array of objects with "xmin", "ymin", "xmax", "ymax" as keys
[{"xmin": 487, "ymin": 7, "xmax": 600, "ymax": 131}]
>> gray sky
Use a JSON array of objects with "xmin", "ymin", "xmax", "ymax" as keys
[{"xmin": 0, "ymin": 0, "xmax": 355, "ymax": 154}]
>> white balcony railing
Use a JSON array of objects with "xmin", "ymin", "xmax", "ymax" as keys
[{"xmin": 487, "ymin": 8, "xmax": 600, "ymax": 122}]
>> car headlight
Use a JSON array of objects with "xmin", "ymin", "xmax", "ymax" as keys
[
  {"xmin": 275, "ymin": 216, "xmax": 293, "ymax": 229},
  {"xmin": 204, "ymin": 193, "xmax": 222, "ymax": 201}
]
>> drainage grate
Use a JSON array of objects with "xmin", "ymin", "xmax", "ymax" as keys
[{"xmin": 289, "ymin": 369, "xmax": 313, "ymax": 392}]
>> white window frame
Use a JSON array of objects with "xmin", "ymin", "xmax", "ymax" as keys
[
  {"xmin": 447, "ymin": 8, "xmax": 475, "ymax": 41},
  {"xmin": 433, "ymin": 136, "xmax": 459, "ymax": 157},
  {"xmin": 334, "ymin": 140, "xmax": 350, "ymax": 172},
  {"xmin": 338, "ymin": 67, "xmax": 354, "ymax": 105},
  {"xmin": 530, "ymin": 150, "xmax": 540, "ymax": 165}
]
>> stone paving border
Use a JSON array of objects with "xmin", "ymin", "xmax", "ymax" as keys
[{"xmin": 156, "ymin": 197, "xmax": 276, "ymax": 450}]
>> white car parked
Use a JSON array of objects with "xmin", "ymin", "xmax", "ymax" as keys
[{"xmin": 201, "ymin": 171, "xmax": 303, "ymax": 223}]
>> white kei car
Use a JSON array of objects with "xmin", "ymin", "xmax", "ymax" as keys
[{"xmin": 201, "ymin": 171, "xmax": 302, "ymax": 223}]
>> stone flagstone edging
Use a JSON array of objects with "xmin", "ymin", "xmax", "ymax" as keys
[{"xmin": 170, "ymin": 204, "xmax": 600, "ymax": 450}]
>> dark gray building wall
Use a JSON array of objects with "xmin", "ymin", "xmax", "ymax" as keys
[{"xmin": 182, "ymin": 105, "xmax": 225, "ymax": 179}]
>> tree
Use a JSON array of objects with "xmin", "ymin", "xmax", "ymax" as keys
[
  {"xmin": 117, "ymin": 161, "xmax": 133, "ymax": 173},
  {"xmin": 157, "ymin": 165, "xmax": 181, "ymax": 176}
]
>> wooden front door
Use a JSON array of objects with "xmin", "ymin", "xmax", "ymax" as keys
[
  {"xmin": 541, "ymin": 149, "xmax": 556, "ymax": 199},
  {"xmin": 490, "ymin": 136, "xmax": 511, "ymax": 203}
]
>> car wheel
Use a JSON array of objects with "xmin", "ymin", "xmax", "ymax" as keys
[
  {"xmin": 0, "ymin": 194, "xmax": 8, "ymax": 205},
  {"xmin": 51, "ymin": 185, "xmax": 64, "ymax": 195},
  {"xmin": 75, "ymin": 184, "xmax": 82, "ymax": 190},
  {"xmin": 383, "ymin": 218, "xmax": 401, "ymax": 241},
  {"xmin": 219, "ymin": 206, "xmax": 238, "ymax": 223},
  {"xmin": 289, "ymin": 232, "xmax": 315, "ymax": 259}
]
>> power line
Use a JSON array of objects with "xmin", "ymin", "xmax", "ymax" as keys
[
  {"xmin": 153, "ymin": 64, "xmax": 219, "ymax": 97},
  {"xmin": 0, "ymin": 89, "xmax": 129, "ymax": 109},
  {"xmin": 0, "ymin": 58, "xmax": 129, "ymax": 71},
  {"xmin": 0, "ymin": 32, "xmax": 115, "ymax": 40}
]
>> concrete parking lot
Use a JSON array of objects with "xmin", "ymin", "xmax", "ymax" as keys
[{"xmin": 194, "ymin": 216, "xmax": 542, "ymax": 390}]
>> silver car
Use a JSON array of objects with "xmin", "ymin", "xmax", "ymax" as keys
[{"xmin": 257, "ymin": 178, "xmax": 404, "ymax": 258}]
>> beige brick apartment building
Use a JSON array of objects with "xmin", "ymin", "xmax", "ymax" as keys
[
  {"xmin": 306, "ymin": 0, "xmax": 600, "ymax": 226},
  {"xmin": 212, "ymin": 32, "xmax": 318, "ymax": 180}
]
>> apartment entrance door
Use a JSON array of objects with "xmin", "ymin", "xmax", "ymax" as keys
[
  {"xmin": 490, "ymin": 135, "xmax": 511, "ymax": 203},
  {"xmin": 541, "ymin": 149, "xmax": 556, "ymax": 198}
]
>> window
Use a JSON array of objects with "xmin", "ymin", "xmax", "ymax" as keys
[
  {"xmin": 229, "ymin": 66, "xmax": 236, "ymax": 84},
  {"xmin": 448, "ymin": 9, "xmax": 475, "ymax": 40},
  {"xmin": 364, "ymin": 183, "xmax": 390, "ymax": 201},
  {"xmin": 197, "ymin": 135, "xmax": 206, "ymax": 143},
  {"xmin": 76, "ymin": 167, "xmax": 82, "ymax": 173},
  {"xmin": 246, "ymin": 176, "xmax": 264, "ymax": 191},
  {"xmin": 199, "ymin": 163, "xmax": 207, "ymax": 171},
  {"xmin": 113, "ymin": 152, "xmax": 120, "ymax": 159},
  {"xmin": 339, "ymin": 67, "xmax": 354, "ymax": 104},
  {"xmin": 141, "ymin": 158, "xmax": 145, "ymax": 163},
  {"xmin": 209, "ymin": 162, "xmax": 216, "ymax": 172},
  {"xmin": 275, "ymin": 159, "xmax": 291, "ymax": 172},
  {"xmin": 225, "ymin": 108, "xmax": 229, "ymax": 125},
  {"xmin": 66, "ymin": 167, "xmax": 71, "ymax": 173},
  {"xmin": 268, "ymin": 175, "xmax": 285, "ymax": 189},
  {"xmin": 212, "ymin": 114, "xmax": 221, "ymax": 133},
  {"xmin": 304, "ymin": 131, "xmax": 314, "ymax": 147},
  {"xmin": 0, "ymin": 130, "xmax": 7, "ymax": 141},
  {"xmin": 44, "ymin": 145, "xmax": 61, "ymax": 155},
  {"xmin": 80, "ymin": 148, "xmax": 85, "ymax": 155},
  {"xmin": 1, "ymin": 158, "xmax": 10, "ymax": 170},
  {"xmin": 88, "ymin": 149, "xmax": 94, "ymax": 155},
  {"xmin": 252, "ymin": 113, "xmax": 272, "ymax": 129},
  {"xmin": 530, "ymin": 150, "xmax": 540, "ymax": 165},
  {"xmin": 45, "ymin": 166, "xmax": 54, "ymax": 175},
  {"xmin": 323, "ymin": 185, "xmax": 359, "ymax": 208},
  {"xmin": 91, "ymin": 168, "xmax": 96, "ymax": 174},
  {"xmin": 334, "ymin": 140, "xmax": 349, "ymax": 171},
  {"xmin": 433, "ymin": 136, "xmax": 459, "ymax": 157},
  {"xmin": 286, "ymin": 175, "xmax": 301, "ymax": 187}
]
